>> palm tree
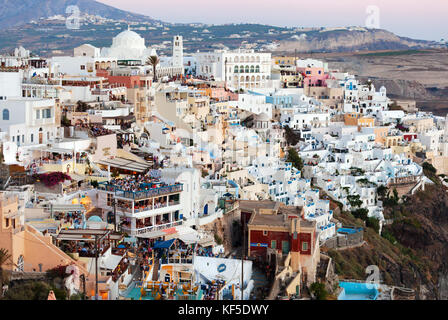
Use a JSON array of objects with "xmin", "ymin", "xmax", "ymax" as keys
[
  {"xmin": 146, "ymin": 56, "xmax": 160, "ymax": 83},
  {"xmin": 0, "ymin": 248, "xmax": 12, "ymax": 291}
]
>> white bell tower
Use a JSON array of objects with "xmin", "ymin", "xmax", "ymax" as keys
[{"xmin": 172, "ymin": 35, "xmax": 184, "ymax": 74}]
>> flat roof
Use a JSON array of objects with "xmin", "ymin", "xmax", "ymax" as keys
[
  {"xmin": 56, "ymin": 229, "xmax": 122, "ymax": 241},
  {"xmin": 49, "ymin": 204, "xmax": 86, "ymax": 212},
  {"xmin": 238, "ymin": 200, "xmax": 280, "ymax": 213},
  {"xmin": 249, "ymin": 213, "xmax": 289, "ymax": 228}
]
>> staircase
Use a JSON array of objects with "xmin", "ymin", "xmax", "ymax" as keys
[{"xmin": 152, "ymin": 259, "xmax": 160, "ymax": 281}]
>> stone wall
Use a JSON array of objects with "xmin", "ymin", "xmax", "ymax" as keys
[{"xmin": 323, "ymin": 229, "xmax": 363, "ymax": 249}]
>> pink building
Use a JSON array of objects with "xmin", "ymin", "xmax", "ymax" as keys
[{"xmin": 297, "ymin": 67, "xmax": 330, "ymax": 87}]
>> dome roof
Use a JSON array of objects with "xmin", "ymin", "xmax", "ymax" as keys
[
  {"xmin": 88, "ymin": 216, "xmax": 103, "ymax": 222},
  {"xmin": 115, "ymin": 29, "xmax": 144, "ymax": 42}
]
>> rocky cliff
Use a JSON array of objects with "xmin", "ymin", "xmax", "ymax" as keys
[
  {"xmin": 327, "ymin": 184, "xmax": 448, "ymax": 299},
  {"xmin": 276, "ymin": 29, "xmax": 434, "ymax": 53}
]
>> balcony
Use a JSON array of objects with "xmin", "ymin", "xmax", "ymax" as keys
[
  {"xmin": 101, "ymin": 183, "xmax": 183, "ymax": 200},
  {"xmin": 116, "ymin": 201, "xmax": 181, "ymax": 216},
  {"xmin": 122, "ymin": 220, "xmax": 183, "ymax": 237}
]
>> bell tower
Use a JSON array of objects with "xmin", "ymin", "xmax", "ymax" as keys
[{"xmin": 172, "ymin": 35, "xmax": 184, "ymax": 74}]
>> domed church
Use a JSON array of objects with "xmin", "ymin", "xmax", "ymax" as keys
[{"xmin": 101, "ymin": 26, "xmax": 157, "ymax": 63}]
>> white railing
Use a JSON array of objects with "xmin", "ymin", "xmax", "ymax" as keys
[{"xmin": 122, "ymin": 220, "xmax": 183, "ymax": 236}]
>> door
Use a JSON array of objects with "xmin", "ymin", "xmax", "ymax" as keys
[
  {"xmin": 281, "ymin": 241, "xmax": 290, "ymax": 255},
  {"xmin": 39, "ymin": 132, "xmax": 43, "ymax": 144}
]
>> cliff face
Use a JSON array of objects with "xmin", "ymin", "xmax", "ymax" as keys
[
  {"xmin": 277, "ymin": 29, "xmax": 433, "ymax": 53},
  {"xmin": 327, "ymin": 184, "xmax": 448, "ymax": 299},
  {"xmin": 388, "ymin": 185, "xmax": 448, "ymax": 299}
]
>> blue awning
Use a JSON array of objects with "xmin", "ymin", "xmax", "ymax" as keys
[{"xmin": 153, "ymin": 239, "xmax": 175, "ymax": 249}]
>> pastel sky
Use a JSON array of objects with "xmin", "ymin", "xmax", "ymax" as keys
[{"xmin": 98, "ymin": 0, "xmax": 448, "ymax": 41}]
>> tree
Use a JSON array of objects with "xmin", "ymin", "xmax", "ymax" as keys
[
  {"xmin": 146, "ymin": 55, "xmax": 160, "ymax": 82},
  {"xmin": 377, "ymin": 185, "xmax": 388, "ymax": 200},
  {"xmin": 352, "ymin": 208, "xmax": 369, "ymax": 221},
  {"xmin": 286, "ymin": 148, "xmax": 303, "ymax": 171},
  {"xmin": 310, "ymin": 282, "xmax": 328, "ymax": 300},
  {"xmin": 2, "ymin": 281, "xmax": 66, "ymax": 300},
  {"xmin": 366, "ymin": 217, "xmax": 380, "ymax": 233},
  {"xmin": 284, "ymin": 126, "xmax": 300, "ymax": 146},
  {"xmin": 0, "ymin": 248, "xmax": 12, "ymax": 290},
  {"xmin": 76, "ymin": 101, "xmax": 89, "ymax": 113},
  {"xmin": 347, "ymin": 194, "xmax": 363, "ymax": 208}
]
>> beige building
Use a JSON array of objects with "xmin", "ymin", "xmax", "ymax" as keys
[{"xmin": 0, "ymin": 193, "xmax": 88, "ymax": 274}]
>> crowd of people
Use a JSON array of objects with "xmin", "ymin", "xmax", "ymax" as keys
[
  {"xmin": 61, "ymin": 240, "xmax": 109, "ymax": 258},
  {"xmin": 202, "ymin": 280, "xmax": 225, "ymax": 300},
  {"xmin": 89, "ymin": 125, "xmax": 114, "ymax": 137},
  {"xmin": 109, "ymin": 174, "xmax": 180, "ymax": 193},
  {"xmin": 55, "ymin": 211, "xmax": 84, "ymax": 229}
]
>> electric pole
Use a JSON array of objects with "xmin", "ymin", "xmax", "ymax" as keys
[{"xmin": 241, "ymin": 217, "xmax": 245, "ymax": 300}]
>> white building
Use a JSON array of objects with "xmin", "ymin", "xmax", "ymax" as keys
[
  {"xmin": 100, "ymin": 28, "xmax": 157, "ymax": 63},
  {"xmin": 194, "ymin": 49, "xmax": 272, "ymax": 90}
]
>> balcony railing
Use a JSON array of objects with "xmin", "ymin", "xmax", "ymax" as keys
[
  {"xmin": 122, "ymin": 220, "xmax": 182, "ymax": 236},
  {"xmin": 116, "ymin": 201, "xmax": 180, "ymax": 214},
  {"xmin": 101, "ymin": 183, "xmax": 183, "ymax": 200}
]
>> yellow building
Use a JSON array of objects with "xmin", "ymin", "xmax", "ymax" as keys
[
  {"xmin": 273, "ymin": 56, "xmax": 297, "ymax": 66},
  {"xmin": 373, "ymin": 127, "xmax": 389, "ymax": 145},
  {"xmin": 385, "ymin": 135, "xmax": 404, "ymax": 148}
]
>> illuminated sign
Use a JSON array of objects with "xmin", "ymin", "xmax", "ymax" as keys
[
  {"xmin": 217, "ymin": 264, "xmax": 226, "ymax": 273},
  {"xmin": 250, "ymin": 243, "xmax": 268, "ymax": 248}
]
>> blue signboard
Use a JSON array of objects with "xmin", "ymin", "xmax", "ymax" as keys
[
  {"xmin": 250, "ymin": 243, "xmax": 268, "ymax": 248},
  {"xmin": 218, "ymin": 264, "xmax": 227, "ymax": 273}
]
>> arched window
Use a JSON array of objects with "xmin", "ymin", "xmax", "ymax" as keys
[
  {"xmin": 245, "ymin": 65, "xmax": 250, "ymax": 73},
  {"xmin": 3, "ymin": 109, "xmax": 9, "ymax": 120},
  {"xmin": 239, "ymin": 66, "xmax": 244, "ymax": 73},
  {"xmin": 250, "ymin": 65, "xmax": 255, "ymax": 73},
  {"xmin": 234, "ymin": 66, "xmax": 239, "ymax": 73},
  {"xmin": 255, "ymin": 65, "xmax": 260, "ymax": 73}
]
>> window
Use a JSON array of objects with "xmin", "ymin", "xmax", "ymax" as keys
[
  {"xmin": 80, "ymin": 65, "xmax": 86, "ymax": 70},
  {"xmin": 43, "ymin": 109, "xmax": 51, "ymax": 118},
  {"xmin": 302, "ymin": 242, "xmax": 309, "ymax": 251},
  {"xmin": 263, "ymin": 230, "xmax": 268, "ymax": 236},
  {"xmin": 36, "ymin": 110, "xmax": 40, "ymax": 119},
  {"xmin": 31, "ymin": 134, "xmax": 33, "ymax": 143},
  {"xmin": 2, "ymin": 109, "xmax": 9, "ymax": 120},
  {"xmin": 271, "ymin": 240, "xmax": 277, "ymax": 249}
]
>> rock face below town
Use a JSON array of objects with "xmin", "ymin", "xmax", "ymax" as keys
[
  {"xmin": 327, "ymin": 184, "xmax": 448, "ymax": 299},
  {"xmin": 389, "ymin": 185, "xmax": 448, "ymax": 299},
  {"xmin": 276, "ymin": 29, "xmax": 433, "ymax": 53}
]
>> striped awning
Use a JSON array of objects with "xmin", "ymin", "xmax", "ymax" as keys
[{"xmin": 96, "ymin": 157, "xmax": 151, "ymax": 173}]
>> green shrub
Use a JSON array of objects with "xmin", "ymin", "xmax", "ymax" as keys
[
  {"xmin": 366, "ymin": 217, "xmax": 380, "ymax": 233},
  {"xmin": 214, "ymin": 233, "xmax": 223, "ymax": 245},
  {"xmin": 309, "ymin": 282, "xmax": 328, "ymax": 300},
  {"xmin": 351, "ymin": 208, "xmax": 368, "ymax": 221}
]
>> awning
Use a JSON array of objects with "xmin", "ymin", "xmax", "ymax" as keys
[
  {"xmin": 96, "ymin": 157, "xmax": 151, "ymax": 173},
  {"xmin": 49, "ymin": 204, "xmax": 86, "ymax": 212},
  {"xmin": 68, "ymin": 173, "xmax": 86, "ymax": 182},
  {"xmin": 153, "ymin": 238, "xmax": 175, "ymax": 249},
  {"xmin": 29, "ymin": 146, "xmax": 74, "ymax": 154}
]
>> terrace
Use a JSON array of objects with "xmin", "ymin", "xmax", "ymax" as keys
[{"xmin": 99, "ymin": 180, "xmax": 183, "ymax": 201}]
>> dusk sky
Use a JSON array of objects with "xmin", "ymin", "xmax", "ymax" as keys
[{"xmin": 97, "ymin": 0, "xmax": 448, "ymax": 41}]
